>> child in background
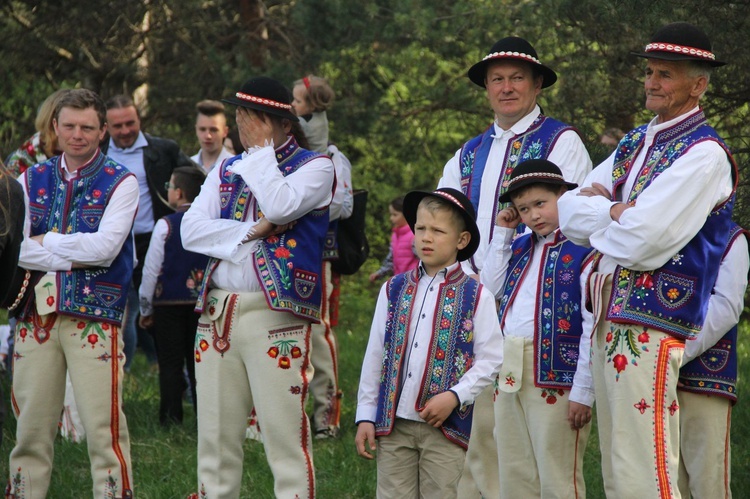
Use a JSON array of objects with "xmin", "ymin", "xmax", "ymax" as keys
[
  {"xmin": 481, "ymin": 159, "xmax": 595, "ymax": 498},
  {"xmin": 291, "ymin": 75, "xmax": 335, "ymax": 154},
  {"xmin": 369, "ymin": 196, "xmax": 419, "ymax": 283},
  {"xmin": 139, "ymin": 166, "xmax": 209, "ymax": 425},
  {"xmin": 356, "ymin": 187, "xmax": 503, "ymax": 498}
]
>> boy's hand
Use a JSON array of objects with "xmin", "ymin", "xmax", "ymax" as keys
[
  {"xmin": 567, "ymin": 401, "xmax": 592, "ymax": 430},
  {"xmin": 496, "ymin": 206, "xmax": 521, "ymax": 229},
  {"xmin": 355, "ymin": 422, "xmax": 377, "ymax": 459},
  {"xmin": 139, "ymin": 314, "xmax": 154, "ymax": 329},
  {"xmin": 419, "ymin": 391, "xmax": 459, "ymax": 428}
]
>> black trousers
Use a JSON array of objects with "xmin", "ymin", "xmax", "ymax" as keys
[{"xmin": 153, "ymin": 304, "xmax": 199, "ymax": 425}]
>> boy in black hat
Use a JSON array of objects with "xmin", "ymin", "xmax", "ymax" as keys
[
  {"xmin": 355, "ymin": 187, "xmax": 503, "ymax": 498},
  {"xmin": 558, "ymin": 22, "xmax": 735, "ymax": 498},
  {"xmin": 481, "ymin": 158, "xmax": 595, "ymax": 498},
  {"xmin": 181, "ymin": 76, "xmax": 334, "ymax": 498}
]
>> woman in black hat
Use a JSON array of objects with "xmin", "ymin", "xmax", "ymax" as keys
[{"xmin": 182, "ymin": 76, "xmax": 335, "ymax": 498}]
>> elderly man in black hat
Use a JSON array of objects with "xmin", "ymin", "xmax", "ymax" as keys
[
  {"xmin": 437, "ymin": 36, "xmax": 592, "ymax": 498},
  {"xmin": 559, "ymin": 22, "xmax": 736, "ymax": 498},
  {"xmin": 181, "ymin": 76, "xmax": 334, "ymax": 498}
]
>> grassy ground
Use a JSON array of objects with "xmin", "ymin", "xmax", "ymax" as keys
[{"xmin": 0, "ymin": 273, "xmax": 748, "ymax": 497}]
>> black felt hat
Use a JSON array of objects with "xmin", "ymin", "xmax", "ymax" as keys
[
  {"xmin": 222, "ymin": 76, "xmax": 299, "ymax": 122},
  {"xmin": 498, "ymin": 159, "xmax": 578, "ymax": 204},
  {"xmin": 631, "ymin": 22, "xmax": 726, "ymax": 67},
  {"xmin": 403, "ymin": 187, "xmax": 480, "ymax": 262},
  {"xmin": 468, "ymin": 36, "xmax": 557, "ymax": 88}
]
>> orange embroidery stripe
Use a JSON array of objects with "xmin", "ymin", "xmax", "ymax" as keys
[
  {"xmin": 299, "ymin": 323, "xmax": 316, "ymax": 497},
  {"xmin": 653, "ymin": 337, "xmax": 683, "ymax": 499},
  {"xmin": 109, "ymin": 325, "xmax": 131, "ymax": 490}
]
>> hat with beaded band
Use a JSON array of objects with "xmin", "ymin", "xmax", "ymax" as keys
[
  {"xmin": 498, "ymin": 159, "xmax": 578, "ymax": 204},
  {"xmin": 631, "ymin": 22, "xmax": 726, "ymax": 67},
  {"xmin": 222, "ymin": 76, "xmax": 299, "ymax": 122},
  {"xmin": 467, "ymin": 36, "xmax": 558, "ymax": 88}
]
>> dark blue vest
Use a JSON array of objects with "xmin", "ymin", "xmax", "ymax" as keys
[
  {"xmin": 375, "ymin": 266, "xmax": 481, "ymax": 449},
  {"xmin": 679, "ymin": 224, "xmax": 748, "ymax": 403},
  {"xmin": 154, "ymin": 211, "xmax": 210, "ymax": 306},
  {"xmin": 23, "ymin": 152, "xmax": 134, "ymax": 325},
  {"xmin": 605, "ymin": 110, "xmax": 737, "ymax": 339},
  {"xmin": 194, "ymin": 139, "xmax": 331, "ymax": 323},
  {"xmin": 497, "ymin": 231, "xmax": 595, "ymax": 389}
]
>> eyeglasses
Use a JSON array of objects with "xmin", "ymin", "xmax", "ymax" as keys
[{"xmin": 164, "ymin": 182, "xmax": 175, "ymax": 190}]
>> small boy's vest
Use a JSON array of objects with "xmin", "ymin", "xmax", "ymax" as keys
[
  {"xmin": 154, "ymin": 210, "xmax": 210, "ymax": 306},
  {"xmin": 375, "ymin": 266, "xmax": 481, "ymax": 449},
  {"xmin": 458, "ymin": 115, "xmax": 574, "ymax": 269},
  {"xmin": 605, "ymin": 109, "xmax": 737, "ymax": 340},
  {"xmin": 679, "ymin": 224, "xmax": 748, "ymax": 403},
  {"xmin": 22, "ymin": 152, "xmax": 134, "ymax": 325},
  {"xmin": 194, "ymin": 138, "xmax": 330, "ymax": 323},
  {"xmin": 497, "ymin": 231, "xmax": 595, "ymax": 389}
]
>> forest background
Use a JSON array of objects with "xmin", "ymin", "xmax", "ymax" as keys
[{"xmin": 0, "ymin": 0, "xmax": 749, "ymax": 496}]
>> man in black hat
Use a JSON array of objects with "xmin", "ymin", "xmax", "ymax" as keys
[
  {"xmin": 559, "ymin": 22, "xmax": 736, "ymax": 498},
  {"xmin": 437, "ymin": 36, "xmax": 592, "ymax": 498},
  {"xmin": 181, "ymin": 76, "xmax": 334, "ymax": 498}
]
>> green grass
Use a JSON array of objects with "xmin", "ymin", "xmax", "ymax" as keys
[{"xmin": 1, "ymin": 274, "xmax": 749, "ymax": 497}]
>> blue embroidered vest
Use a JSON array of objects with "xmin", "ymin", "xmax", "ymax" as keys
[
  {"xmin": 22, "ymin": 152, "xmax": 134, "ymax": 325},
  {"xmin": 375, "ymin": 266, "xmax": 481, "ymax": 449},
  {"xmin": 458, "ymin": 116, "xmax": 574, "ymax": 269},
  {"xmin": 678, "ymin": 224, "xmax": 748, "ymax": 403},
  {"xmin": 606, "ymin": 110, "xmax": 737, "ymax": 339},
  {"xmin": 154, "ymin": 211, "xmax": 210, "ymax": 306},
  {"xmin": 497, "ymin": 231, "xmax": 595, "ymax": 389},
  {"xmin": 194, "ymin": 139, "xmax": 331, "ymax": 323}
]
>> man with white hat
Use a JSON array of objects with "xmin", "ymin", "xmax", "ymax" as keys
[
  {"xmin": 438, "ymin": 36, "xmax": 592, "ymax": 498},
  {"xmin": 559, "ymin": 22, "xmax": 736, "ymax": 497},
  {"xmin": 181, "ymin": 76, "xmax": 334, "ymax": 498}
]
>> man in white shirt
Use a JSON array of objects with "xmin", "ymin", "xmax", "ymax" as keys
[
  {"xmin": 9, "ymin": 88, "xmax": 137, "ymax": 498},
  {"xmin": 437, "ymin": 36, "xmax": 592, "ymax": 498},
  {"xmin": 190, "ymin": 99, "xmax": 233, "ymax": 174},
  {"xmin": 558, "ymin": 22, "xmax": 735, "ymax": 498},
  {"xmin": 103, "ymin": 94, "xmax": 196, "ymax": 371},
  {"xmin": 181, "ymin": 76, "xmax": 334, "ymax": 498}
]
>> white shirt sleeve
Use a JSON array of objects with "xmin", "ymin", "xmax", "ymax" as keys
[
  {"xmin": 355, "ymin": 283, "xmax": 390, "ymax": 423},
  {"xmin": 569, "ymin": 258, "xmax": 595, "ymax": 406},
  {"xmin": 683, "ymin": 234, "xmax": 749, "ymax": 363},
  {"xmin": 328, "ymin": 145, "xmax": 353, "ymax": 221},
  {"xmin": 546, "ymin": 129, "xmax": 593, "ymax": 186},
  {"xmin": 480, "ymin": 226, "xmax": 516, "ymax": 299},
  {"xmin": 19, "ymin": 173, "xmax": 139, "ymax": 270},
  {"xmin": 138, "ymin": 218, "xmax": 168, "ymax": 317},
  {"xmin": 449, "ymin": 285, "xmax": 504, "ymax": 405},
  {"xmin": 437, "ymin": 148, "xmax": 462, "ymax": 190}
]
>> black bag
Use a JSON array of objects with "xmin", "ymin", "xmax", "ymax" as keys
[{"xmin": 331, "ymin": 189, "xmax": 369, "ymax": 275}]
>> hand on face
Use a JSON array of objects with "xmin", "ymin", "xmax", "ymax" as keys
[
  {"xmin": 496, "ymin": 206, "xmax": 521, "ymax": 228},
  {"xmin": 236, "ymin": 107, "xmax": 275, "ymax": 149}
]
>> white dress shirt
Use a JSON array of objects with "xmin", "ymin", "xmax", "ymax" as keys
[
  {"xmin": 191, "ymin": 147, "xmax": 233, "ymax": 174},
  {"xmin": 18, "ymin": 151, "xmax": 139, "ymax": 272},
  {"xmin": 439, "ymin": 106, "xmax": 592, "ymax": 273},
  {"xmin": 558, "ymin": 107, "xmax": 734, "ymax": 274},
  {"xmin": 481, "ymin": 227, "xmax": 595, "ymax": 406},
  {"xmin": 107, "ymin": 132, "xmax": 153, "ymax": 235},
  {"xmin": 356, "ymin": 262, "xmax": 504, "ymax": 424},
  {"xmin": 181, "ymin": 137, "xmax": 334, "ymax": 293},
  {"xmin": 683, "ymin": 233, "xmax": 749, "ymax": 363}
]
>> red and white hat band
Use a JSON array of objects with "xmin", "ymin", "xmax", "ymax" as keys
[
  {"xmin": 235, "ymin": 92, "xmax": 292, "ymax": 110},
  {"xmin": 482, "ymin": 51, "xmax": 541, "ymax": 65},
  {"xmin": 645, "ymin": 42, "xmax": 716, "ymax": 61}
]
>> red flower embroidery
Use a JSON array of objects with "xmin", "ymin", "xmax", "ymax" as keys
[
  {"xmin": 267, "ymin": 236, "xmax": 279, "ymax": 244},
  {"xmin": 634, "ymin": 398, "xmax": 651, "ymax": 414},
  {"xmin": 637, "ymin": 332, "xmax": 650, "ymax": 343},
  {"xmin": 606, "ymin": 331, "xmax": 613, "ymax": 342},
  {"xmin": 37, "ymin": 188, "xmax": 46, "ymax": 196},
  {"xmin": 274, "ymin": 247, "xmax": 291, "ymax": 259},
  {"xmin": 267, "ymin": 346, "xmax": 279, "ymax": 358},
  {"xmin": 278, "ymin": 356, "xmax": 291, "ymax": 369},
  {"xmin": 546, "ymin": 395, "xmax": 557, "ymax": 404},
  {"xmin": 290, "ymin": 346, "xmax": 302, "ymax": 359},
  {"xmin": 613, "ymin": 354, "xmax": 628, "ymax": 373},
  {"xmin": 195, "ymin": 350, "xmax": 201, "ymax": 363},
  {"xmin": 77, "ymin": 322, "xmax": 86, "ymax": 330},
  {"xmin": 436, "ymin": 349, "xmax": 445, "ymax": 360},
  {"xmin": 199, "ymin": 339, "xmax": 209, "ymax": 352},
  {"xmin": 558, "ymin": 319, "xmax": 571, "ymax": 332},
  {"xmin": 92, "ymin": 189, "xmax": 102, "ymax": 198},
  {"xmin": 561, "ymin": 254, "xmax": 573, "ymax": 264},
  {"xmin": 668, "ymin": 400, "xmax": 679, "ymax": 416},
  {"xmin": 635, "ymin": 272, "xmax": 654, "ymax": 289}
]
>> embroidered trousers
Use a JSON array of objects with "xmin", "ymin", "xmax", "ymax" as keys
[
  {"xmin": 591, "ymin": 274, "xmax": 684, "ymax": 499},
  {"xmin": 195, "ymin": 290, "xmax": 315, "ymax": 499},
  {"xmin": 376, "ymin": 418, "xmax": 466, "ymax": 499},
  {"xmin": 456, "ymin": 385, "xmax": 500, "ymax": 499},
  {"xmin": 494, "ymin": 336, "xmax": 589, "ymax": 498},
  {"xmin": 309, "ymin": 261, "xmax": 342, "ymax": 434},
  {"xmin": 677, "ymin": 392, "xmax": 732, "ymax": 499},
  {"xmin": 8, "ymin": 309, "xmax": 132, "ymax": 499}
]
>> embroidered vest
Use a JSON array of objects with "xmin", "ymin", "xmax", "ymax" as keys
[
  {"xmin": 154, "ymin": 211, "xmax": 211, "ymax": 306},
  {"xmin": 375, "ymin": 267, "xmax": 481, "ymax": 449},
  {"xmin": 606, "ymin": 110, "xmax": 737, "ymax": 339},
  {"xmin": 497, "ymin": 231, "xmax": 595, "ymax": 389},
  {"xmin": 194, "ymin": 139, "xmax": 331, "ymax": 323},
  {"xmin": 23, "ymin": 152, "xmax": 134, "ymax": 325},
  {"xmin": 458, "ymin": 116, "xmax": 574, "ymax": 269},
  {"xmin": 679, "ymin": 224, "xmax": 748, "ymax": 403}
]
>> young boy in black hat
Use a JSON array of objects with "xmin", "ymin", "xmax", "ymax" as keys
[
  {"xmin": 355, "ymin": 187, "xmax": 503, "ymax": 498},
  {"xmin": 481, "ymin": 158, "xmax": 596, "ymax": 498}
]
